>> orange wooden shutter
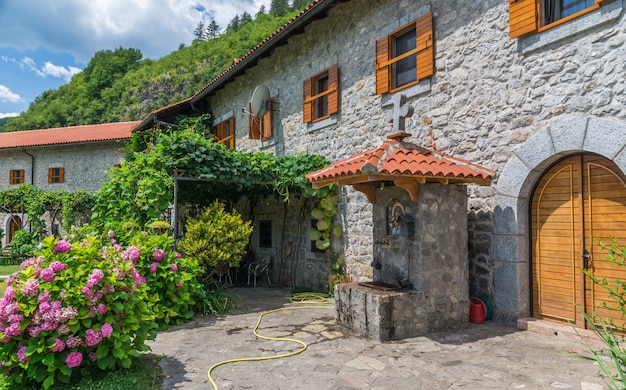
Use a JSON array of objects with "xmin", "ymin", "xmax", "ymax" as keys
[
  {"xmin": 509, "ymin": 0, "xmax": 537, "ymax": 38},
  {"xmin": 415, "ymin": 12, "xmax": 433, "ymax": 82},
  {"xmin": 59, "ymin": 167, "xmax": 65, "ymax": 183},
  {"xmin": 262, "ymin": 98, "xmax": 274, "ymax": 139},
  {"xmin": 327, "ymin": 64, "xmax": 339, "ymax": 116},
  {"xmin": 227, "ymin": 117, "xmax": 235, "ymax": 149},
  {"xmin": 303, "ymin": 77, "xmax": 313, "ymax": 123},
  {"xmin": 248, "ymin": 102, "xmax": 261, "ymax": 139},
  {"xmin": 48, "ymin": 168, "xmax": 53, "ymax": 183},
  {"xmin": 375, "ymin": 37, "xmax": 390, "ymax": 94}
]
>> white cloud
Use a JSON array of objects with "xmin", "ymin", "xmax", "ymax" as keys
[
  {"xmin": 20, "ymin": 57, "xmax": 81, "ymax": 81},
  {"xmin": 0, "ymin": 85, "xmax": 22, "ymax": 103},
  {"xmin": 0, "ymin": 0, "xmax": 273, "ymax": 62},
  {"xmin": 42, "ymin": 62, "xmax": 82, "ymax": 81},
  {"xmin": 0, "ymin": 112, "xmax": 20, "ymax": 119}
]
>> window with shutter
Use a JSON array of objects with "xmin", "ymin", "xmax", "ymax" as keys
[
  {"xmin": 248, "ymin": 98, "xmax": 274, "ymax": 140},
  {"xmin": 48, "ymin": 167, "xmax": 65, "ymax": 183},
  {"xmin": 214, "ymin": 116, "xmax": 235, "ymax": 149},
  {"xmin": 9, "ymin": 169, "xmax": 24, "ymax": 185},
  {"xmin": 303, "ymin": 64, "xmax": 339, "ymax": 123},
  {"xmin": 376, "ymin": 12, "xmax": 433, "ymax": 95},
  {"xmin": 509, "ymin": 0, "xmax": 602, "ymax": 38}
]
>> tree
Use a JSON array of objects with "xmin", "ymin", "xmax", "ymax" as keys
[
  {"xmin": 292, "ymin": 0, "xmax": 311, "ymax": 10},
  {"xmin": 83, "ymin": 47, "xmax": 143, "ymax": 100},
  {"xmin": 193, "ymin": 21, "xmax": 205, "ymax": 40},
  {"xmin": 256, "ymin": 4, "xmax": 266, "ymax": 17},
  {"xmin": 227, "ymin": 14, "xmax": 240, "ymax": 32},
  {"xmin": 240, "ymin": 11, "xmax": 252, "ymax": 26},
  {"xmin": 205, "ymin": 19, "xmax": 219, "ymax": 39},
  {"xmin": 270, "ymin": 0, "xmax": 289, "ymax": 16}
]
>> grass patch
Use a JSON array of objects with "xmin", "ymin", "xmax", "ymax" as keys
[
  {"xmin": 0, "ymin": 265, "xmax": 21, "ymax": 276},
  {"xmin": 0, "ymin": 354, "xmax": 164, "ymax": 390}
]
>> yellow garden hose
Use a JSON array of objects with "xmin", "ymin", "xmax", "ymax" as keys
[{"xmin": 207, "ymin": 292, "xmax": 333, "ymax": 390}]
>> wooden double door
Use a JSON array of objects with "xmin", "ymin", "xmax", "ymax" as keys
[{"xmin": 531, "ymin": 154, "xmax": 626, "ymax": 328}]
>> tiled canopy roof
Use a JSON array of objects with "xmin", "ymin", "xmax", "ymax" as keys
[
  {"xmin": 0, "ymin": 121, "xmax": 139, "ymax": 150},
  {"xmin": 306, "ymin": 133, "xmax": 495, "ymax": 201}
]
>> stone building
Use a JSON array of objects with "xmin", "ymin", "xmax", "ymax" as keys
[
  {"xmin": 0, "ymin": 122, "xmax": 137, "ymax": 247},
  {"xmin": 135, "ymin": 0, "xmax": 626, "ymax": 331}
]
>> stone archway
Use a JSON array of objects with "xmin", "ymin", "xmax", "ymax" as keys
[{"xmin": 492, "ymin": 114, "xmax": 626, "ymax": 324}]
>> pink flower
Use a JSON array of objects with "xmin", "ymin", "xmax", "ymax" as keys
[
  {"xmin": 53, "ymin": 240, "xmax": 71, "ymax": 253},
  {"xmin": 114, "ymin": 268, "xmax": 124, "ymax": 280},
  {"xmin": 38, "ymin": 290, "xmax": 51, "ymax": 303},
  {"xmin": 40, "ymin": 267, "xmax": 55, "ymax": 282},
  {"xmin": 107, "ymin": 230, "xmax": 115, "ymax": 239},
  {"xmin": 49, "ymin": 261, "xmax": 66, "ymax": 272},
  {"xmin": 89, "ymin": 352, "xmax": 98, "ymax": 362},
  {"xmin": 175, "ymin": 281, "xmax": 183, "ymax": 287},
  {"xmin": 21, "ymin": 279, "xmax": 39, "ymax": 297},
  {"xmin": 50, "ymin": 338, "xmax": 65, "ymax": 352},
  {"xmin": 66, "ymin": 335, "xmax": 82, "ymax": 348},
  {"xmin": 171, "ymin": 263, "xmax": 178, "ymax": 272},
  {"xmin": 126, "ymin": 246, "xmax": 141, "ymax": 261},
  {"xmin": 175, "ymin": 252, "xmax": 182, "ymax": 259},
  {"xmin": 85, "ymin": 329, "xmax": 102, "ymax": 346},
  {"xmin": 149, "ymin": 263, "xmax": 158, "ymax": 273},
  {"xmin": 97, "ymin": 303, "xmax": 107, "ymax": 315},
  {"xmin": 153, "ymin": 249, "xmax": 165, "ymax": 262},
  {"xmin": 101, "ymin": 323, "xmax": 113, "ymax": 338},
  {"xmin": 17, "ymin": 346, "xmax": 27, "ymax": 363},
  {"xmin": 3, "ymin": 287, "xmax": 15, "ymax": 301},
  {"xmin": 66, "ymin": 352, "xmax": 83, "ymax": 368}
]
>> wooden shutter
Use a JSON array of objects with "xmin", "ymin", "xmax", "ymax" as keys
[
  {"xmin": 415, "ymin": 12, "xmax": 434, "ymax": 82},
  {"xmin": 248, "ymin": 102, "xmax": 261, "ymax": 139},
  {"xmin": 327, "ymin": 64, "xmax": 339, "ymax": 116},
  {"xmin": 48, "ymin": 168, "xmax": 53, "ymax": 183},
  {"xmin": 58, "ymin": 167, "xmax": 65, "ymax": 183},
  {"xmin": 303, "ymin": 77, "xmax": 313, "ymax": 123},
  {"xmin": 509, "ymin": 0, "xmax": 537, "ymax": 38},
  {"xmin": 375, "ymin": 36, "xmax": 390, "ymax": 95},
  {"xmin": 262, "ymin": 98, "xmax": 274, "ymax": 140}
]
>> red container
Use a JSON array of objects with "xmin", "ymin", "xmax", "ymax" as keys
[{"xmin": 469, "ymin": 297, "xmax": 487, "ymax": 324}]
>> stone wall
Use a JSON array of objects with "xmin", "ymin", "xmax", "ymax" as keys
[{"xmin": 203, "ymin": 0, "xmax": 626, "ymax": 321}]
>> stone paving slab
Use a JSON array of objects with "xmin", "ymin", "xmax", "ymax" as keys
[{"xmin": 147, "ymin": 287, "xmax": 608, "ymax": 389}]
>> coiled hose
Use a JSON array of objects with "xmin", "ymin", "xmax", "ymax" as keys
[{"xmin": 207, "ymin": 292, "xmax": 333, "ymax": 390}]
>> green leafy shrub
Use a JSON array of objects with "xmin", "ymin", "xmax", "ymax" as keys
[
  {"xmin": 124, "ymin": 231, "xmax": 206, "ymax": 326},
  {"xmin": 0, "ymin": 236, "xmax": 157, "ymax": 389},
  {"xmin": 177, "ymin": 201, "xmax": 253, "ymax": 281}
]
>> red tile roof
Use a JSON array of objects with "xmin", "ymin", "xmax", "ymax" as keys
[
  {"xmin": 306, "ymin": 133, "xmax": 495, "ymax": 187},
  {"xmin": 0, "ymin": 121, "xmax": 139, "ymax": 150}
]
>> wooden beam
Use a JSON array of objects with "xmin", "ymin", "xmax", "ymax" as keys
[
  {"xmin": 352, "ymin": 182, "xmax": 379, "ymax": 203},
  {"xmin": 393, "ymin": 180, "xmax": 420, "ymax": 201}
]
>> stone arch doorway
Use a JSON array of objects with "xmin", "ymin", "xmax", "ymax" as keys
[
  {"xmin": 7, "ymin": 215, "xmax": 22, "ymax": 245},
  {"xmin": 530, "ymin": 153, "xmax": 626, "ymax": 328},
  {"xmin": 493, "ymin": 115, "xmax": 626, "ymax": 325}
]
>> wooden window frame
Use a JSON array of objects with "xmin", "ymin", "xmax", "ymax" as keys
[
  {"xmin": 509, "ymin": 0, "xmax": 603, "ymax": 38},
  {"xmin": 48, "ymin": 167, "xmax": 65, "ymax": 184},
  {"xmin": 214, "ymin": 116, "xmax": 235, "ymax": 149},
  {"xmin": 376, "ymin": 12, "xmax": 433, "ymax": 95},
  {"xmin": 9, "ymin": 169, "xmax": 24, "ymax": 185},
  {"xmin": 303, "ymin": 64, "xmax": 339, "ymax": 123},
  {"xmin": 248, "ymin": 97, "xmax": 274, "ymax": 140}
]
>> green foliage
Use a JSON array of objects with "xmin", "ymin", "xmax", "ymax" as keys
[
  {"xmin": 177, "ymin": 201, "xmax": 253, "ymax": 280},
  {"xmin": 568, "ymin": 238, "xmax": 626, "ymax": 389},
  {"xmin": 0, "ymin": 235, "xmax": 158, "ymax": 389}
]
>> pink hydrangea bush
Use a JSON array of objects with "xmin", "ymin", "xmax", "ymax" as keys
[
  {"xmin": 126, "ymin": 232, "xmax": 206, "ymax": 326},
  {"xmin": 0, "ymin": 235, "xmax": 157, "ymax": 389}
]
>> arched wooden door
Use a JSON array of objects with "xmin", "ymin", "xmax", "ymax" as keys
[
  {"xmin": 8, "ymin": 216, "xmax": 22, "ymax": 244},
  {"xmin": 531, "ymin": 154, "xmax": 626, "ymax": 328}
]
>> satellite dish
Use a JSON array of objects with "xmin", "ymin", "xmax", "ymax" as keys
[{"xmin": 250, "ymin": 84, "xmax": 270, "ymax": 117}]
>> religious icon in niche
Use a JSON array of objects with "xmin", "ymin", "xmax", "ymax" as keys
[{"xmin": 388, "ymin": 200, "xmax": 405, "ymax": 235}]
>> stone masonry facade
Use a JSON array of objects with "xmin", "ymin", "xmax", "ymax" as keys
[{"xmin": 200, "ymin": 0, "xmax": 625, "ymax": 323}]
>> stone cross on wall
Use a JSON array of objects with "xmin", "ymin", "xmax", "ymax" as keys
[{"xmin": 386, "ymin": 93, "xmax": 414, "ymax": 133}]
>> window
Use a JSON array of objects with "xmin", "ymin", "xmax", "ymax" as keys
[
  {"xmin": 9, "ymin": 169, "xmax": 24, "ymax": 185},
  {"xmin": 48, "ymin": 167, "xmax": 65, "ymax": 183},
  {"xmin": 376, "ymin": 12, "xmax": 433, "ymax": 95},
  {"xmin": 303, "ymin": 64, "xmax": 339, "ymax": 123},
  {"xmin": 509, "ymin": 0, "xmax": 603, "ymax": 38},
  {"xmin": 259, "ymin": 221, "xmax": 272, "ymax": 248},
  {"xmin": 214, "ymin": 116, "xmax": 235, "ymax": 149},
  {"xmin": 248, "ymin": 98, "xmax": 274, "ymax": 140}
]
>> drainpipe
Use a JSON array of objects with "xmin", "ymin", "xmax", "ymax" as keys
[{"xmin": 23, "ymin": 149, "xmax": 34, "ymax": 184}]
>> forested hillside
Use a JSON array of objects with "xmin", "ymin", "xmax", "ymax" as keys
[{"xmin": 0, "ymin": 1, "xmax": 308, "ymax": 132}]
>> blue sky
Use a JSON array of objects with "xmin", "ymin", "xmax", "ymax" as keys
[{"xmin": 0, "ymin": 0, "xmax": 272, "ymax": 119}]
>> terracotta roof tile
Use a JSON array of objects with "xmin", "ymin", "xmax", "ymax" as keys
[
  {"xmin": 0, "ymin": 121, "xmax": 139, "ymax": 150},
  {"xmin": 306, "ymin": 135, "xmax": 495, "ymax": 187}
]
